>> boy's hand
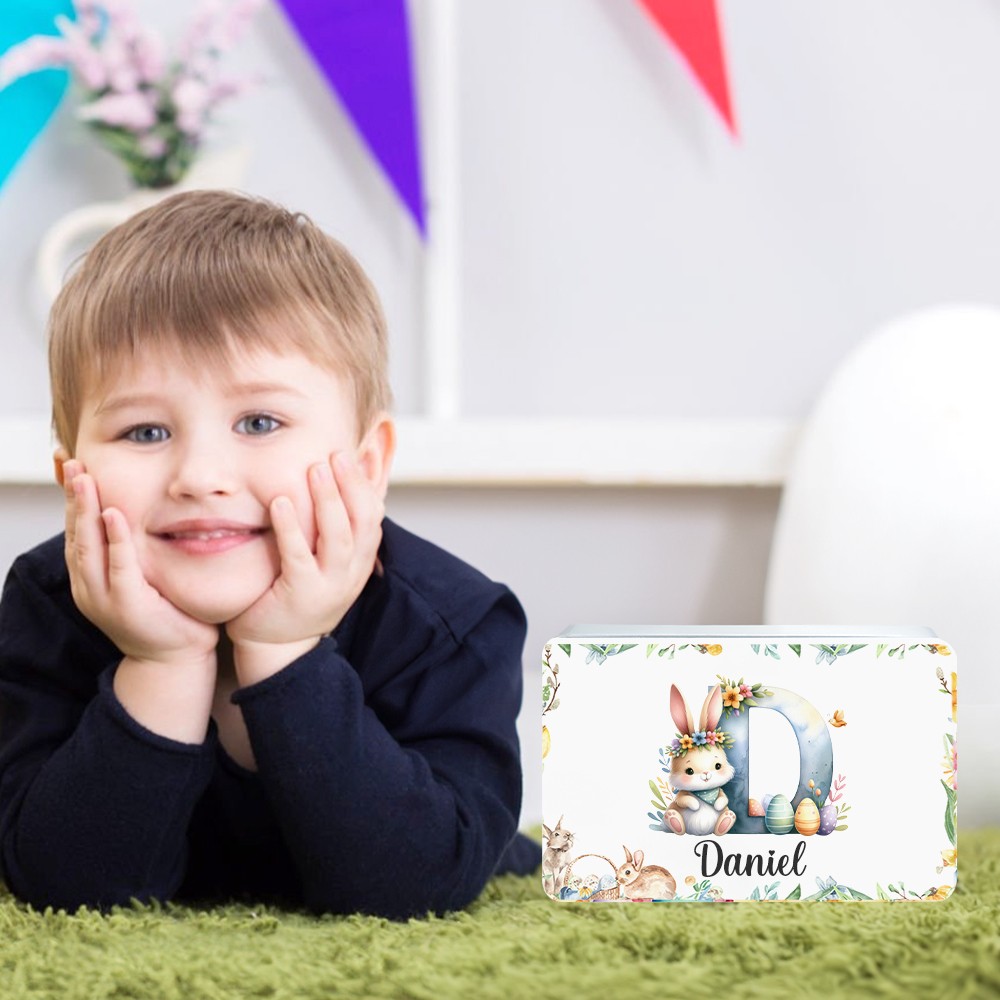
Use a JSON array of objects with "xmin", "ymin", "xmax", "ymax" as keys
[
  {"xmin": 226, "ymin": 452, "xmax": 384, "ymax": 684},
  {"xmin": 62, "ymin": 460, "xmax": 220, "ymax": 666}
]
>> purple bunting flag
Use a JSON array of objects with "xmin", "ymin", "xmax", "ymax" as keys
[{"xmin": 274, "ymin": 0, "xmax": 426, "ymax": 236}]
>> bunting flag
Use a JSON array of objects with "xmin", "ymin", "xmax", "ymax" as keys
[
  {"xmin": 636, "ymin": 0, "xmax": 737, "ymax": 137},
  {"xmin": 274, "ymin": 0, "xmax": 426, "ymax": 236},
  {"xmin": 0, "ymin": 1, "xmax": 74, "ymax": 192}
]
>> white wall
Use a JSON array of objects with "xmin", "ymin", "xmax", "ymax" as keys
[{"xmin": 2, "ymin": 1, "xmax": 999, "ymax": 826}]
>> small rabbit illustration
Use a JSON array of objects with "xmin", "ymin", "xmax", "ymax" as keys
[
  {"xmin": 615, "ymin": 845, "xmax": 676, "ymax": 899},
  {"xmin": 542, "ymin": 816, "xmax": 574, "ymax": 895},
  {"xmin": 663, "ymin": 683, "xmax": 737, "ymax": 837}
]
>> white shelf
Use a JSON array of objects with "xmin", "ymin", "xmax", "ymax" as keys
[{"xmin": 0, "ymin": 415, "xmax": 797, "ymax": 488}]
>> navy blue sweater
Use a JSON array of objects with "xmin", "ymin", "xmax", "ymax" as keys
[{"xmin": 0, "ymin": 518, "xmax": 540, "ymax": 917}]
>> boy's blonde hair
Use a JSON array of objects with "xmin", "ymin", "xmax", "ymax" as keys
[{"xmin": 48, "ymin": 189, "xmax": 391, "ymax": 452}]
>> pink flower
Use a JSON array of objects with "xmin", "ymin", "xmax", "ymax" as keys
[
  {"xmin": 54, "ymin": 14, "xmax": 107, "ymax": 90},
  {"xmin": 207, "ymin": 72, "xmax": 264, "ymax": 106},
  {"xmin": 0, "ymin": 36, "xmax": 69, "ymax": 89},
  {"xmin": 77, "ymin": 90, "xmax": 157, "ymax": 130},
  {"xmin": 131, "ymin": 32, "xmax": 166, "ymax": 85},
  {"xmin": 70, "ymin": 2, "xmax": 105, "ymax": 38},
  {"xmin": 98, "ymin": 35, "xmax": 140, "ymax": 93},
  {"xmin": 137, "ymin": 133, "xmax": 168, "ymax": 158},
  {"xmin": 208, "ymin": 0, "xmax": 266, "ymax": 55},
  {"xmin": 178, "ymin": 0, "xmax": 227, "ymax": 63},
  {"xmin": 172, "ymin": 77, "xmax": 211, "ymax": 135},
  {"xmin": 740, "ymin": 684, "xmax": 753, "ymax": 699}
]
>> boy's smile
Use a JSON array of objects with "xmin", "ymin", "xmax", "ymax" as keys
[
  {"xmin": 151, "ymin": 519, "xmax": 269, "ymax": 555},
  {"xmin": 69, "ymin": 344, "xmax": 382, "ymax": 625}
]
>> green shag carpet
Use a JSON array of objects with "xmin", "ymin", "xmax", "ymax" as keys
[{"xmin": 1, "ymin": 828, "xmax": 998, "ymax": 1000}]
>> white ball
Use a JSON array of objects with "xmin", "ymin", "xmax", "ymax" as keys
[{"xmin": 766, "ymin": 304, "xmax": 1000, "ymax": 826}]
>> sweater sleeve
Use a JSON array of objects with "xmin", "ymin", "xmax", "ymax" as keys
[
  {"xmin": 0, "ymin": 550, "xmax": 218, "ymax": 912},
  {"xmin": 231, "ymin": 587, "xmax": 527, "ymax": 919}
]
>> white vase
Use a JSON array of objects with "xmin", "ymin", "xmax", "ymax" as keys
[{"xmin": 35, "ymin": 145, "xmax": 250, "ymax": 305}]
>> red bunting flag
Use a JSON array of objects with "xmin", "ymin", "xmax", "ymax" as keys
[{"xmin": 636, "ymin": 0, "xmax": 737, "ymax": 137}]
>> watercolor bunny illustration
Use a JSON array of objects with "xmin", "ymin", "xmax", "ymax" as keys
[
  {"xmin": 615, "ymin": 846, "xmax": 676, "ymax": 899},
  {"xmin": 587, "ymin": 845, "xmax": 676, "ymax": 901},
  {"xmin": 663, "ymin": 683, "xmax": 737, "ymax": 837},
  {"xmin": 542, "ymin": 815, "xmax": 574, "ymax": 895}
]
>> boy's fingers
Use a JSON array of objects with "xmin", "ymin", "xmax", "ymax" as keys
[
  {"xmin": 69, "ymin": 474, "xmax": 108, "ymax": 593},
  {"xmin": 312, "ymin": 458, "xmax": 351, "ymax": 567},
  {"xmin": 333, "ymin": 452, "xmax": 384, "ymax": 543},
  {"xmin": 271, "ymin": 496, "xmax": 315, "ymax": 576},
  {"xmin": 102, "ymin": 508, "xmax": 140, "ymax": 592}
]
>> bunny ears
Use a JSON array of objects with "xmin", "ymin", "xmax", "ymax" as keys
[
  {"xmin": 671, "ymin": 683, "xmax": 723, "ymax": 735},
  {"xmin": 665, "ymin": 684, "xmax": 733, "ymax": 758}
]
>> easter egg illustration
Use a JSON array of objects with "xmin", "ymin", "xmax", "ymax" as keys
[
  {"xmin": 542, "ymin": 726, "xmax": 551, "ymax": 759},
  {"xmin": 748, "ymin": 798, "xmax": 765, "ymax": 816},
  {"xmin": 764, "ymin": 794, "xmax": 794, "ymax": 834},
  {"xmin": 818, "ymin": 803, "xmax": 838, "ymax": 836},
  {"xmin": 794, "ymin": 797, "xmax": 821, "ymax": 836}
]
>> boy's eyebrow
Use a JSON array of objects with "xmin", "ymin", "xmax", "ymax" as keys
[
  {"xmin": 93, "ymin": 393, "xmax": 167, "ymax": 416},
  {"xmin": 94, "ymin": 382, "xmax": 307, "ymax": 415},
  {"xmin": 223, "ymin": 381, "xmax": 309, "ymax": 400}
]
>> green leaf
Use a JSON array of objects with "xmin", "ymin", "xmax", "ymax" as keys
[
  {"xmin": 876, "ymin": 883, "xmax": 890, "ymax": 901},
  {"xmin": 876, "ymin": 644, "xmax": 887, "ymax": 657},
  {"xmin": 619, "ymin": 644, "xmax": 638, "ymax": 654},
  {"xmin": 649, "ymin": 780, "xmax": 667, "ymax": 810},
  {"xmin": 944, "ymin": 791, "xmax": 957, "ymax": 846},
  {"xmin": 646, "ymin": 644, "xmax": 657, "ymax": 658},
  {"xmin": 847, "ymin": 644, "xmax": 867, "ymax": 654},
  {"xmin": 801, "ymin": 888, "xmax": 828, "ymax": 901},
  {"xmin": 835, "ymin": 824, "xmax": 848, "ymax": 831},
  {"xmin": 785, "ymin": 884, "xmax": 802, "ymax": 900},
  {"xmin": 558, "ymin": 644, "xmax": 571, "ymax": 657},
  {"xmin": 847, "ymin": 887, "xmax": 873, "ymax": 901},
  {"xmin": 789, "ymin": 644, "xmax": 801, "ymax": 657},
  {"xmin": 751, "ymin": 644, "xmax": 760, "ymax": 655}
]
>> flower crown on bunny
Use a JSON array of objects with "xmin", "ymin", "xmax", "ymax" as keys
[{"xmin": 664, "ymin": 716, "xmax": 734, "ymax": 759}]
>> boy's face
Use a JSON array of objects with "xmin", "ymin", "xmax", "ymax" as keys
[{"xmin": 69, "ymin": 344, "xmax": 391, "ymax": 625}]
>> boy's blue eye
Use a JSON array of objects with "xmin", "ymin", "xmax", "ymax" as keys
[
  {"xmin": 123, "ymin": 425, "xmax": 169, "ymax": 444},
  {"xmin": 236, "ymin": 414, "xmax": 281, "ymax": 435}
]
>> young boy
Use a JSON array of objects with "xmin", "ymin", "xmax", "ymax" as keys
[{"xmin": 0, "ymin": 190, "xmax": 539, "ymax": 918}]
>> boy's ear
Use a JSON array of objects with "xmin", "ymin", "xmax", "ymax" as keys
[
  {"xmin": 53, "ymin": 447, "xmax": 70, "ymax": 488},
  {"xmin": 356, "ymin": 415, "xmax": 396, "ymax": 499}
]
